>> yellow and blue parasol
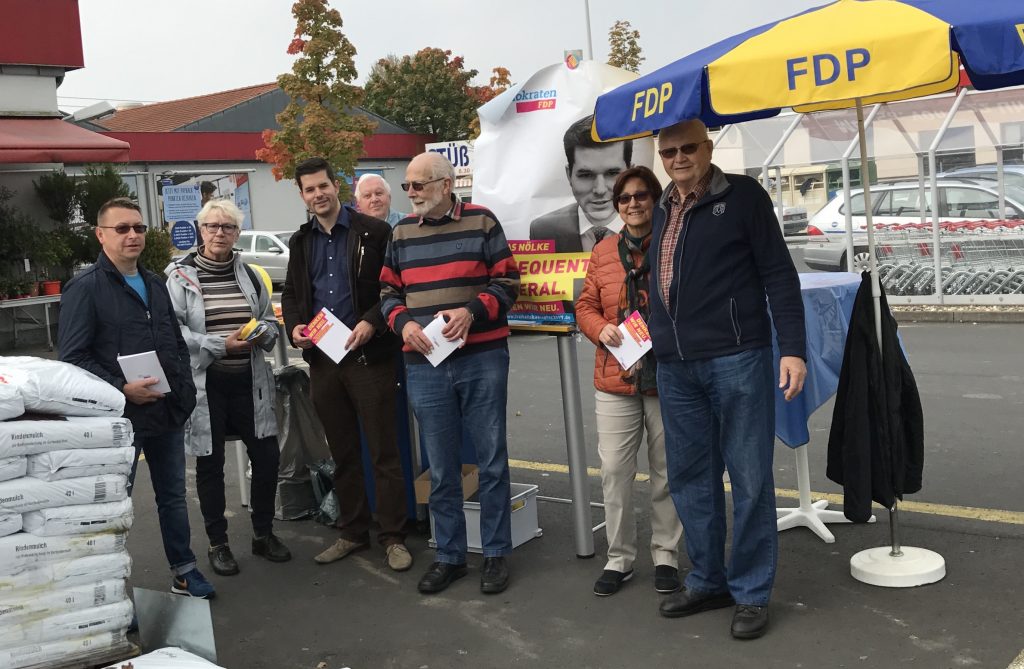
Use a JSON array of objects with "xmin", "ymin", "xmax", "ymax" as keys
[{"xmin": 593, "ymin": 0, "xmax": 1024, "ymax": 141}]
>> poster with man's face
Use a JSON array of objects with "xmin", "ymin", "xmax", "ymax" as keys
[{"xmin": 473, "ymin": 61, "xmax": 654, "ymax": 323}]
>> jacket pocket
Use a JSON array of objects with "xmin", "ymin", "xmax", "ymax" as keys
[{"xmin": 729, "ymin": 298, "xmax": 742, "ymax": 345}]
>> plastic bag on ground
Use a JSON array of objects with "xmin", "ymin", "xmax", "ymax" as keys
[
  {"xmin": 23, "ymin": 498, "xmax": 133, "ymax": 536},
  {"xmin": 101, "ymin": 646, "xmax": 226, "ymax": 668},
  {"xmin": 0, "ymin": 357, "xmax": 125, "ymax": 417},
  {"xmin": 274, "ymin": 365, "xmax": 329, "ymax": 521},
  {"xmin": 0, "ymin": 416, "xmax": 134, "ymax": 459}
]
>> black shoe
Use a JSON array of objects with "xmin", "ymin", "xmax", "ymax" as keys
[
  {"xmin": 731, "ymin": 604, "xmax": 769, "ymax": 639},
  {"xmin": 418, "ymin": 562, "xmax": 468, "ymax": 594},
  {"xmin": 208, "ymin": 543, "xmax": 239, "ymax": 576},
  {"xmin": 252, "ymin": 533, "xmax": 292, "ymax": 563},
  {"xmin": 659, "ymin": 588, "xmax": 734, "ymax": 618},
  {"xmin": 654, "ymin": 565, "xmax": 681, "ymax": 594},
  {"xmin": 593, "ymin": 569, "xmax": 633, "ymax": 596},
  {"xmin": 480, "ymin": 557, "xmax": 509, "ymax": 594}
]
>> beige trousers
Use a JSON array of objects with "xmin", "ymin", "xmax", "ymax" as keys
[{"xmin": 595, "ymin": 390, "xmax": 683, "ymax": 572}]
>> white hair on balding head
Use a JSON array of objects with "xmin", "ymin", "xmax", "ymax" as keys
[
  {"xmin": 420, "ymin": 151, "xmax": 456, "ymax": 182},
  {"xmin": 355, "ymin": 173, "xmax": 391, "ymax": 197}
]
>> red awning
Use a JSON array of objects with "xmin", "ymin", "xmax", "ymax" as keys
[{"xmin": 0, "ymin": 118, "xmax": 130, "ymax": 164}]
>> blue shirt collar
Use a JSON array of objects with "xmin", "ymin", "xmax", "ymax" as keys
[{"xmin": 312, "ymin": 205, "xmax": 352, "ymax": 235}]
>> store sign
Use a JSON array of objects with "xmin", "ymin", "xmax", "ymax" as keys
[{"xmin": 426, "ymin": 141, "xmax": 473, "ymax": 176}]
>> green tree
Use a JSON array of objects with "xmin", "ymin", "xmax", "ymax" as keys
[
  {"xmin": 607, "ymin": 20, "xmax": 645, "ymax": 73},
  {"xmin": 467, "ymin": 67, "xmax": 513, "ymax": 139},
  {"xmin": 364, "ymin": 48, "xmax": 490, "ymax": 140},
  {"xmin": 257, "ymin": 0, "xmax": 375, "ymax": 199},
  {"xmin": 139, "ymin": 228, "xmax": 172, "ymax": 276}
]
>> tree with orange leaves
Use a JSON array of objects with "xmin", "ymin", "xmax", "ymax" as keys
[{"xmin": 256, "ymin": 0, "xmax": 375, "ymax": 198}]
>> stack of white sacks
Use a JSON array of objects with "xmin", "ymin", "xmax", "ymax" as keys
[{"xmin": 0, "ymin": 357, "xmax": 137, "ymax": 668}]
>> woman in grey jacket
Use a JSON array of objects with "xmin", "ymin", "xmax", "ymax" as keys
[{"xmin": 166, "ymin": 199, "xmax": 291, "ymax": 576}]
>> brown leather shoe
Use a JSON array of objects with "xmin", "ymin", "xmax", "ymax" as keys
[
  {"xmin": 313, "ymin": 538, "xmax": 368, "ymax": 564},
  {"xmin": 385, "ymin": 543, "xmax": 413, "ymax": 572}
]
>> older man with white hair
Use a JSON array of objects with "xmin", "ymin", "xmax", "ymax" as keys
[
  {"xmin": 380, "ymin": 152, "xmax": 520, "ymax": 596},
  {"xmin": 355, "ymin": 174, "xmax": 406, "ymax": 227}
]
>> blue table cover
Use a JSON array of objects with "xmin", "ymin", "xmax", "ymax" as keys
[{"xmin": 773, "ymin": 273, "xmax": 860, "ymax": 448}]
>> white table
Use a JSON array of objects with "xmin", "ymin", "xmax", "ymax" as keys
[{"xmin": 0, "ymin": 294, "xmax": 60, "ymax": 350}]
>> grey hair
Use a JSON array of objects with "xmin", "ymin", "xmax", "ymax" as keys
[
  {"xmin": 197, "ymin": 198, "xmax": 244, "ymax": 227},
  {"xmin": 355, "ymin": 173, "xmax": 391, "ymax": 197},
  {"xmin": 422, "ymin": 152, "xmax": 456, "ymax": 182}
]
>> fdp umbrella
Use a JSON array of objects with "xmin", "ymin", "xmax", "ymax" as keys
[{"xmin": 593, "ymin": 0, "xmax": 1024, "ymax": 586}]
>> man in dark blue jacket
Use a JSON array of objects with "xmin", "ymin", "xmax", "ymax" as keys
[
  {"xmin": 650, "ymin": 120, "xmax": 806, "ymax": 639},
  {"xmin": 58, "ymin": 197, "xmax": 213, "ymax": 599}
]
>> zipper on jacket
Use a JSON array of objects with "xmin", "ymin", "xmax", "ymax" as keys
[
  {"xmin": 729, "ymin": 297, "xmax": 742, "ymax": 346},
  {"xmin": 669, "ymin": 207, "xmax": 695, "ymax": 361}
]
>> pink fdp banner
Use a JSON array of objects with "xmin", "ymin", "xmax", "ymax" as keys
[{"xmin": 508, "ymin": 240, "xmax": 590, "ymax": 324}]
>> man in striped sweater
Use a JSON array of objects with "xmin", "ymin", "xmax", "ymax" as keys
[{"xmin": 381, "ymin": 152, "xmax": 520, "ymax": 595}]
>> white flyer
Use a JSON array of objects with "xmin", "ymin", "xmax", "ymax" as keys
[
  {"xmin": 303, "ymin": 308, "xmax": 353, "ymax": 364},
  {"xmin": 608, "ymin": 310, "xmax": 653, "ymax": 371},
  {"xmin": 116, "ymin": 351, "xmax": 171, "ymax": 394},
  {"xmin": 421, "ymin": 315, "xmax": 464, "ymax": 367}
]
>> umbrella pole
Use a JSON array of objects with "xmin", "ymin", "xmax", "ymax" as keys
[
  {"xmin": 855, "ymin": 99, "xmax": 903, "ymax": 554},
  {"xmin": 849, "ymin": 101, "xmax": 944, "ymax": 587}
]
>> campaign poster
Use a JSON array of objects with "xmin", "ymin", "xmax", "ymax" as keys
[{"xmin": 473, "ymin": 60, "xmax": 656, "ymax": 323}]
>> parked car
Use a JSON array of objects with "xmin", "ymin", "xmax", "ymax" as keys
[
  {"xmin": 235, "ymin": 230, "xmax": 292, "ymax": 285},
  {"xmin": 772, "ymin": 201, "xmax": 809, "ymax": 235},
  {"xmin": 803, "ymin": 179, "xmax": 1024, "ymax": 271},
  {"xmin": 939, "ymin": 164, "xmax": 1024, "ymax": 190}
]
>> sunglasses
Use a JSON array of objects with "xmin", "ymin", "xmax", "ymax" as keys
[
  {"xmin": 616, "ymin": 191, "xmax": 651, "ymax": 206},
  {"xmin": 400, "ymin": 177, "xmax": 445, "ymax": 192},
  {"xmin": 202, "ymin": 223, "xmax": 239, "ymax": 233},
  {"xmin": 657, "ymin": 141, "xmax": 709, "ymax": 160},
  {"xmin": 99, "ymin": 224, "xmax": 147, "ymax": 235}
]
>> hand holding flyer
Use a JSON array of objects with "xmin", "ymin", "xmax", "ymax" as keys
[
  {"xmin": 421, "ymin": 315, "xmax": 464, "ymax": 367},
  {"xmin": 302, "ymin": 308, "xmax": 353, "ymax": 363},
  {"xmin": 608, "ymin": 310, "xmax": 653, "ymax": 370}
]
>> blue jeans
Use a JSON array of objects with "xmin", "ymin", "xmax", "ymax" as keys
[
  {"xmin": 657, "ymin": 347, "xmax": 777, "ymax": 606},
  {"xmin": 406, "ymin": 347, "xmax": 512, "ymax": 563},
  {"xmin": 128, "ymin": 430, "xmax": 198, "ymax": 576}
]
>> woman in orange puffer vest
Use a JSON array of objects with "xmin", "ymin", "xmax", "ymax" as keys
[{"xmin": 576, "ymin": 166, "xmax": 684, "ymax": 598}]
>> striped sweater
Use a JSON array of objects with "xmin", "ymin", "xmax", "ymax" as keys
[
  {"xmin": 193, "ymin": 251, "xmax": 252, "ymax": 372},
  {"xmin": 380, "ymin": 200, "xmax": 520, "ymax": 360}
]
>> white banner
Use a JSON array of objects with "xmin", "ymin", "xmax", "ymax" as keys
[{"xmin": 473, "ymin": 60, "xmax": 657, "ymax": 250}]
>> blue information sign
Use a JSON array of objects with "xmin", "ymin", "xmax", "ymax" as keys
[{"xmin": 171, "ymin": 220, "xmax": 197, "ymax": 250}]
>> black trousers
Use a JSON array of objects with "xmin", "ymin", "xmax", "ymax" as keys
[{"xmin": 197, "ymin": 366, "xmax": 281, "ymax": 546}]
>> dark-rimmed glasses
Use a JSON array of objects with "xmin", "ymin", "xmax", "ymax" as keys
[
  {"xmin": 202, "ymin": 223, "xmax": 239, "ymax": 234},
  {"xmin": 657, "ymin": 141, "xmax": 709, "ymax": 160},
  {"xmin": 99, "ymin": 224, "xmax": 147, "ymax": 235},
  {"xmin": 400, "ymin": 177, "xmax": 445, "ymax": 192},
  {"xmin": 616, "ymin": 191, "xmax": 651, "ymax": 206}
]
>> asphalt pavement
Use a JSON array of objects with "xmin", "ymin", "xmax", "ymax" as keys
[{"xmin": 111, "ymin": 321, "xmax": 1024, "ymax": 669}]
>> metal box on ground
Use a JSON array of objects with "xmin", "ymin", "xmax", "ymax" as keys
[{"xmin": 429, "ymin": 482, "xmax": 542, "ymax": 553}]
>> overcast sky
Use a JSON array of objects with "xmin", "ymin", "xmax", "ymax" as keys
[{"xmin": 58, "ymin": 0, "xmax": 824, "ymax": 111}]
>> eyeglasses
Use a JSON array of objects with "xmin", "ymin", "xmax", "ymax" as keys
[
  {"xmin": 657, "ymin": 141, "xmax": 709, "ymax": 160},
  {"xmin": 202, "ymin": 223, "xmax": 239, "ymax": 234},
  {"xmin": 99, "ymin": 224, "xmax": 147, "ymax": 235},
  {"xmin": 616, "ymin": 191, "xmax": 651, "ymax": 206},
  {"xmin": 400, "ymin": 177, "xmax": 445, "ymax": 192}
]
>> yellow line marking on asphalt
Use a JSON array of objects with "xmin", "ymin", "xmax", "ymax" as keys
[
  {"xmin": 509, "ymin": 458, "xmax": 1024, "ymax": 526},
  {"xmin": 1008, "ymin": 648, "xmax": 1024, "ymax": 669}
]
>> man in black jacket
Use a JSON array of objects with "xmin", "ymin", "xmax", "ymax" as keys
[
  {"xmin": 58, "ymin": 197, "xmax": 214, "ymax": 599},
  {"xmin": 649, "ymin": 120, "xmax": 806, "ymax": 639},
  {"xmin": 281, "ymin": 157, "xmax": 410, "ymax": 571}
]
